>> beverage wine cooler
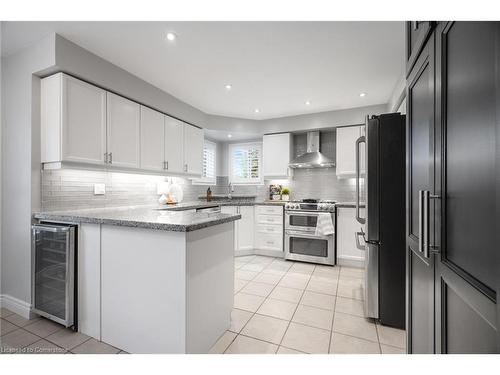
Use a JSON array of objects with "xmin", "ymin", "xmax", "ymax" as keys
[{"xmin": 31, "ymin": 223, "xmax": 76, "ymax": 328}]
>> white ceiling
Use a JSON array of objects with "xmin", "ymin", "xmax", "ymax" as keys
[{"xmin": 1, "ymin": 21, "xmax": 404, "ymax": 120}]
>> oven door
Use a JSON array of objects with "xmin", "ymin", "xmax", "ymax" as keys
[
  {"xmin": 285, "ymin": 230, "xmax": 335, "ymax": 265},
  {"xmin": 285, "ymin": 211, "xmax": 320, "ymax": 233}
]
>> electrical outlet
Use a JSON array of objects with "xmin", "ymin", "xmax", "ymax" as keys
[{"xmin": 94, "ymin": 183, "xmax": 106, "ymax": 195}]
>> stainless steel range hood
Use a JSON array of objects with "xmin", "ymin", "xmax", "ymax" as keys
[{"xmin": 289, "ymin": 131, "xmax": 335, "ymax": 168}]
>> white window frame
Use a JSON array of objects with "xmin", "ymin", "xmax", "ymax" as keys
[
  {"xmin": 192, "ymin": 139, "xmax": 217, "ymax": 185},
  {"xmin": 228, "ymin": 141, "xmax": 263, "ymax": 185}
]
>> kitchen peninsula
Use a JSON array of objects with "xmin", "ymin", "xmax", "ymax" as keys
[{"xmin": 34, "ymin": 206, "xmax": 241, "ymax": 354}]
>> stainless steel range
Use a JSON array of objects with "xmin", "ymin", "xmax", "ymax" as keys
[{"xmin": 284, "ymin": 199, "xmax": 336, "ymax": 265}]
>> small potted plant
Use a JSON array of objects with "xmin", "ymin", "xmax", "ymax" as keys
[{"xmin": 281, "ymin": 188, "xmax": 290, "ymax": 201}]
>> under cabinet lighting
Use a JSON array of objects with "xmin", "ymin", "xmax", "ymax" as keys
[
  {"xmin": 254, "ymin": 108, "xmax": 260, "ymax": 113},
  {"xmin": 166, "ymin": 32, "xmax": 177, "ymax": 42},
  {"xmin": 225, "ymin": 84, "xmax": 232, "ymax": 90},
  {"xmin": 305, "ymin": 100, "xmax": 311, "ymax": 105},
  {"xmin": 227, "ymin": 134, "xmax": 233, "ymax": 138},
  {"xmin": 359, "ymin": 92, "xmax": 367, "ymax": 97}
]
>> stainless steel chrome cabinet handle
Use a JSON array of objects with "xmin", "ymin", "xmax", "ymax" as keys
[
  {"xmin": 422, "ymin": 190, "xmax": 430, "ymax": 257},
  {"xmin": 184, "ymin": 164, "xmax": 188, "ymax": 172},
  {"xmin": 109, "ymin": 152, "xmax": 113, "ymax": 164},
  {"xmin": 418, "ymin": 190, "xmax": 425, "ymax": 254},
  {"xmin": 355, "ymin": 134, "xmax": 366, "ymax": 224},
  {"xmin": 420, "ymin": 191, "xmax": 441, "ymax": 258}
]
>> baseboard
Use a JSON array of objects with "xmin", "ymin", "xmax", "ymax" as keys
[
  {"xmin": 234, "ymin": 248, "xmax": 254, "ymax": 257},
  {"xmin": 254, "ymin": 248, "xmax": 284, "ymax": 258},
  {"xmin": 337, "ymin": 256, "xmax": 364, "ymax": 269},
  {"xmin": 0, "ymin": 294, "xmax": 36, "ymax": 319}
]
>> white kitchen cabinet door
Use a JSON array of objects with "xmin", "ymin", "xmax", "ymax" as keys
[
  {"xmin": 184, "ymin": 124, "xmax": 204, "ymax": 175},
  {"xmin": 336, "ymin": 207, "xmax": 365, "ymax": 267},
  {"xmin": 221, "ymin": 206, "xmax": 238, "ymax": 252},
  {"xmin": 336, "ymin": 125, "xmax": 364, "ymax": 178},
  {"xmin": 140, "ymin": 106, "xmax": 165, "ymax": 171},
  {"xmin": 106, "ymin": 93, "xmax": 140, "ymax": 168},
  {"xmin": 263, "ymin": 133, "xmax": 292, "ymax": 178},
  {"xmin": 164, "ymin": 116, "xmax": 185, "ymax": 174},
  {"xmin": 237, "ymin": 206, "xmax": 254, "ymax": 252},
  {"xmin": 42, "ymin": 73, "xmax": 107, "ymax": 164}
]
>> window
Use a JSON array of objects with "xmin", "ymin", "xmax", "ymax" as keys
[
  {"xmin": 193, "ymin": 140, "xmax": 216, "ymax": 185},
  {"xmin": 228, "ymin": 142, "xmax": 263, "ymax": 185}
]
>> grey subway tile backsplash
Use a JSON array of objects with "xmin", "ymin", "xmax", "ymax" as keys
[{"xmin": 41, "ymin": 166, "xmax": 360, "ymax": 211}]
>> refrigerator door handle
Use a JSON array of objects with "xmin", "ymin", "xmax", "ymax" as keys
[
  {"xmin": 355, "ymin": 230, "xmax": 366, "ymax": 250},
  {"xmin": 355, "ymin": 135, "xmax": 366, "ymax": 224},
  {"xmin": 359, "ymin": 226, "xmax": 380, "ymax": 246}
]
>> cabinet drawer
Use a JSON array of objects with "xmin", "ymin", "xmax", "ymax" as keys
[
  {"xmin": 256, "ymin": 214, "xmax": 283, "ymax": 226},
  {"xmin": 255, "ymin": 233, "xmax": 283, "ymax": 252},
  {"xmin": 256, "ymin": 224, "xmax": 283, "ymax": 235},
  {"xmin": 255, "ymin": 205, "xmax": 283, "ymax": 216}
]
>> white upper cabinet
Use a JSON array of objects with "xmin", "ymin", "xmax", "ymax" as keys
[
  {"xmin": 42, "ymin": 73, "xmax": 107, "ymax": 165},
  {"xmin": 336, "ymin": 125, "xmax": 365, "ymax": 178},
  {"xmin": 164, "ymin": 116, "xmax": 185, "ymax": 174},
  {"xmin": 106, "ymin": 93, "xmax": 140, "ymax": 168},
  {"xmin": 263, "ymin": 133, "xmax": 292, "ymax": 178},
  {"xmin": 183, "ymin": 124, "xmax": 204, "ymax": 175},
  {"xmin": 41, "ymin": 73, "xmax": 204, "ymax": 177},
  {"xmin": 140, "ymin": 106, "xmax": 164, "ymax": 171}
]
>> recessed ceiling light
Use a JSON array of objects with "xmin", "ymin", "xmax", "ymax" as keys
[
  {"xmin": 305, "ymin": 100, "xmax": 311, "ymax": 106},
  {"xmin": 254, "ymin": 108, "xmax": 260, "ymax": 113},
  {"xmin": 359, "ymin": 92, "xmax": 367, "ymax": 97},
  {"xmin": 227, "ymin": 134, "xmax": 233, "ymax": 138},
  {"xmin": 225, "ymin": 84, "xmax": 232, "ymax": 90},
  {"xmin": 166, "ymin": 32, "xmax": 177, "ymax": 42}
]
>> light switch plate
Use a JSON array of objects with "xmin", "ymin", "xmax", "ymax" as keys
[{"xmin": 94, "ymin": 183, "xmax": 106, "ymax": 195}]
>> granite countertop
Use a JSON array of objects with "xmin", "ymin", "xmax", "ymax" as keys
[
  {"xmin": 33, "ymin": 205, "xmax": 241, "ymax": 232},
  {"xmin": 196, "ymin": 194, "xmax": 257, "ymax": 200},
  {"xmin": 155, "ymin": 200, "xmax": 287, "ymax": 210}
]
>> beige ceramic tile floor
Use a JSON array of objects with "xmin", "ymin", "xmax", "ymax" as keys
[
  {"xmin": 210, "ymin": 255, "xmax": 406, "ymax": 354},
  {"xmin": 0, "ymin": 308, "xmax": 125, "ymax": 354},
  {"xmin": 1, "ymin": 255, "xmax": 406, "ymax": 355}
]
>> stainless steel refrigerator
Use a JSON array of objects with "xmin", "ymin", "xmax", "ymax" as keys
[{"xmin": 355, "ymin": 113, "xmax": 406, "ymax": 329}]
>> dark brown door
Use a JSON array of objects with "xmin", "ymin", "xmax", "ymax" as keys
[
  {"xmin": 406, "ymin": 33, "xmax": 436, "ymax": 354},
  {"xmin": 434, "ymin": 21, "xmax": 499, "ymax": 353}
]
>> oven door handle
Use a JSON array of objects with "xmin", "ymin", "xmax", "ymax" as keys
[
  {"xmin": 286, "ymin": 230, "xmax": 332, "ymax": 240},
  {"xmin": 285, "ymin": 211, "xmax": 321, "ymax": 217}
]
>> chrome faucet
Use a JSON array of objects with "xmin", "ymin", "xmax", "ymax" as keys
[{"xmin": 228, "ymin": 182, "xmax": 234, "ymax": 199}]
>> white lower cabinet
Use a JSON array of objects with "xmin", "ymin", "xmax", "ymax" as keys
[
  {"xmin": 220, "ymin": 204, "xmax": 285, "ymax": 257},
  {"xmin": 336, "ymin": 207, "xmax": 366, "ymax": 267},
  {"xmin": 221, "ymin": 205, "xmax": 254, "ymax": 256},
  {"xmin": 254, "ymin": 205, "xmax": 284, "ymax": 256}
]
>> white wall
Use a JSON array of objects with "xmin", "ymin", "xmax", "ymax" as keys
[
  {"xmin": 206, "ymin": 103, "xmax": 387, "ymax": 135},
  {"xmin": 53, "ymin": 35, "xmax": 206, "ymax": 127},
  {"xmin": 1, "ymin": 34, "xmax": 55, "ymax": 308}
]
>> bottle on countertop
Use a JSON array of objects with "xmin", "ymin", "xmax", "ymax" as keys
[{"xmin": 207, "ymin": 187, "xmax": 212, "ymax": 202}]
